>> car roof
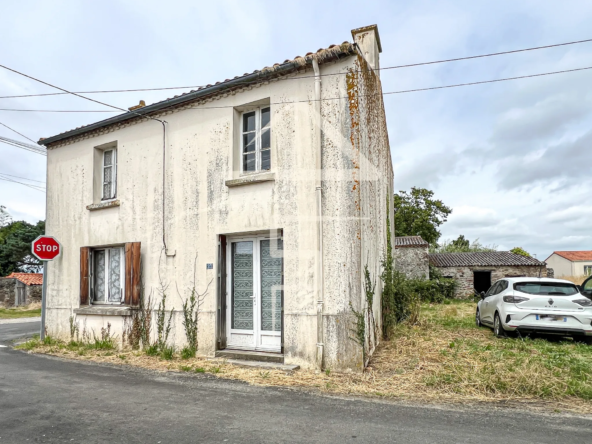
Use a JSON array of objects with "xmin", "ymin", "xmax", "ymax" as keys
[{"xmin": 502, "ymin": 277, "xmax": 576, "ymax": 285}]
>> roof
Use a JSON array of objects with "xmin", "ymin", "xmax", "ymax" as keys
[
  {"xmin": 39, "ymin": 41, "xmax": 358, "ymax": 147},
  {"xmin": 547, "ymin": 251, "xmax": 592, "ymax": 262},
  {"xmin": 3, "ymin": 272, "xmax": 43, "ymax": 286},
  {"xmin": 395, "ymin": 236, "xmax": 428, "ymax": 248},
  {"xmin": 429, "ymin": 252, "xmax": 545, "ymax": 267}
]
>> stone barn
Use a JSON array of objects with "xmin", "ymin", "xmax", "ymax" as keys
[
  {"xmin": 394, "ymin": 236, "xmax": 429, "ymax": 279},
  {"xmin": 429, "ymin": 252, "xmax": 547, "ymax": 298},
  {"xmin": 0, "ymin": 273, "xmax": 43, "ymax": 307}
]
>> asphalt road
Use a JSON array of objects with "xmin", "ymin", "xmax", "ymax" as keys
[
  {"xmin": 0, "ymin": 318, "xmax": 40, "ymax": 344},
  {"xmin": 0, "ymin": 329, "xmax": 591, "ymax": 443}
]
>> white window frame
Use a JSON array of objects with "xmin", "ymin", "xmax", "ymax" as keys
[
  {"xmin": 240, "ymin": 107, "xmax": 271, "ymax": 174},
  {"xmin": 102, "ymin": 149, "xmax": 117, "ymax": 200},
  {"xmin": 91, "ymin": 246, "xmax": 125, "ymax": 305},
  {"xmin": 584, "ymin": 265, "xmax": 592, "ymax": 276}
]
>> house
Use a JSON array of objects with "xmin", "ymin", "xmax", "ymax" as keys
[
  {"xmin": 429, "ymin": 252, "xmax": 547, "ymax": 298},
  {"xmin": 394, "ymin": 236, "xmax": 429, "ymax": 279},
  {"xmin": 38, "ymin": 25, "xmax": 393, "ymax": 371},
  {"xmin": 0, "ymin": 273, "xmax": 43, "ymax": 307},
  {"xmin": 544, "ymin": 251, "xmax": 592, "ymax": 278}
]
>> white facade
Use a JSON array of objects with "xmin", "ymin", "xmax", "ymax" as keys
[
  {"xmin": 546, "ymin": 253, "xmax": 592, "ymax": 278},
  {"xmin": 41, "ymin": 26, "xmax": 393, "ymax": 371}
]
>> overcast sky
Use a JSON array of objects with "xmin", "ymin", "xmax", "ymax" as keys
[{"xmin": 1, "ymin": 0, "xmax": 591, "ymax": 260}]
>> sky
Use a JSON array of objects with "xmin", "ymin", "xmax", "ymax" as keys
[{"xmin": 1, "ymin": 0, "xmax": 591, "ymax": 261}]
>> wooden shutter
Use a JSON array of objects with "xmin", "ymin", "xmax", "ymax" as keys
[
  {"xmin": 125, "ymin": 242, "xmax": 141, "ymax": 306},
  {"xmin": 217, "ymin": 235, "xmax": 227, "ymax": 350},
  {"xmin": 80, "ymin": 247, "xmax": 91, "ymax": 306}
]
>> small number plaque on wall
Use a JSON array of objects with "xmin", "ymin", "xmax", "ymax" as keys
[{"xmin": 206, "ymin": 263, "xmax": 213, "ymax": 270}]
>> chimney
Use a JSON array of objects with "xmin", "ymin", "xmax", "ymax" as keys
[{"xmin": 351, "ymin": 25, "xmax": 382, "ymax": 74}]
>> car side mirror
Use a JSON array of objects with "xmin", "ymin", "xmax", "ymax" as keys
[{"xmin": 480, "ymin": 291, "xmax": 486, "ymax": 300}]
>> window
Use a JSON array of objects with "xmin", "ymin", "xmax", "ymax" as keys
[
  {"xmin": 92, "ymin": 247, "xmax": 124, "ymax": 304},
  {"xmin": 102, "ymin": 149, "xmax": 117, "ymax": 200},
  {"xmin": 514, "ymin": 282, "xmax": 579, "ymax": 296},
  {"xmin": 584, "ymin": 266, "xmax": 592, "ymax": 276},
  {"xmin": 241, "ymin": 107, "xmax": 271, "ymax": 173}
]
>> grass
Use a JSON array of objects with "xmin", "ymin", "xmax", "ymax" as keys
[
  {"xmin": 0, "ymin": 302, "xmax": 42, "ymax": 319},
  {"xmin": 14, "ymin": 301, "xmax": 592, "ymax": 413}
]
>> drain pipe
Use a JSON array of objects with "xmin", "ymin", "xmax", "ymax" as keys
[{"xmin": 313, "ymin": 58, "xmax": 324, "ymax": 370}]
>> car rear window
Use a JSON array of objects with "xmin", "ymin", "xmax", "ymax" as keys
[{"xmin": 514, "ymin": 282, "xmax": 578, "ymax": 296}]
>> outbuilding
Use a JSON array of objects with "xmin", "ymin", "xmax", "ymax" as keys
[
  {"xmin": 0, "ymin": 273, "xmax": 43, "ymax": 307},
  {"xmin": 394, "ymin": 236, "xmax": 429, "ymax": 279},
  {"xmin": 429, "ymin": 252, "xmax": 547, "ymax": 298}
]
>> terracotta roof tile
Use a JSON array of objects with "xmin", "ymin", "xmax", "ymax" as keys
[
  {"xmin": 4, "ymin": 272, "xmax": 43, "ymax": 286},
  {"xmin": 551, "ymin": 251, "xmax": 592, "ymax": 262},
  {"xmin": 429, "ymin": 252, "xmax": 544, "ymax": 267}
]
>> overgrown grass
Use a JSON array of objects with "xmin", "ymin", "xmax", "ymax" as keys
[{"xmin": 0, "ymin": 305, "xmax": 42, "ymax": 319}]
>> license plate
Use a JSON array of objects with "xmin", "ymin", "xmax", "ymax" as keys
[{"xmin": 536, "ymin": 314, "xmax": 567, "ymax": 322}]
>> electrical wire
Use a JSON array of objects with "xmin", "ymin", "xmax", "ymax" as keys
[
  {"xmin": 0, "ymin": 65, "xmax": 590, "ymax": 113},
  {"xmin": 0, "ymin": 175, "xmax": 46, "ymax": 192},
  {"xmin": 0, "ymin": 172, "xmax": 45, "ymax": 184},
  {"xmin": 0, "ymin": 136, "xmax": 47, "ymax": 156},
  {"xmin": 0, "ymin": 121, "xmax": 37, "ymax": 143},
  {"xmin": 1, "ymin": 37, "xmax": 591, "ymax": 100}
]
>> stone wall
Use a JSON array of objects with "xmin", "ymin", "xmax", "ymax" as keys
[
  {"xmin": 0, "ymin": 278, "xmax": 16, "ymax": 306},
  {"xmin": 27, "ymin": 285, "xmax": 42, "ymax": 304},
  {"xmin": 436, "ymin": 265, "xmax": 548, "ymax": 298},
  {"xmin": 394, "ymin": 246, "xmax": 429, "ymax": 279}
]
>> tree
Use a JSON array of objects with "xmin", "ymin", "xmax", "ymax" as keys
[
  {"xmin": 393, "ymin": 187, "xmax": 452, "ymax": 246},
  {"xmin": 451, "ymin": 235, "xmax": 470, "ymax": 250},
  {"xmin": 0, "ymin": 206, "xmax": 11, "ymax": 227},
  {"xmin": 433, "ymin": 237, "xmax": 497, "ymax": 253},
  {"xmin": 0, "ymin": 220, "xmax": 45, "ymax": 276},
  {"xmin": 510, "ymin": 247, "xmax": 531, "ymax": 257}
]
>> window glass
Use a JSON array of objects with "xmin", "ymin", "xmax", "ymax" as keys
[
  {"xmin": 241, "ymin": 107, "xmax": 271, "ymax": 173},
  {"xmin": 232, "ymin": 242, "xmax": 254, "ymax": 330},
  {"xmin": 499, "ymin": 280, "xmax": 508, "ymax": 292},
  {"xmin": 102, "ymin": 149, "xmax": 116, "ymax": 200},
  {"xmin": 260, "ymin": 107, "xmax": 270, "ymax": 129},
  {"xmin": 108, "ymin": 249, "xmax": 122, "ymax": 302},
  {"xmin": 261, "ymin": 150, "xmax": 271, "ymax": 171},
  {"xmin": 584, "ymin": 266, "xmax": 592, "ymax": 276},
  {"xmin": 485, "ymin": 282, "xmax": 499, "ymax": 297},
  {"xmin": 243, "ymin": 112, "xmax": 256, "ymax": 132},
  {"xmin": 92, "ymin": 248, "xmax": 124, "ymax": 304},
  {"xmin": 514, "ymin": 282, "xmax": 578, "ymax": 296},
  {"xmin": 94, "ymin": 250, "xmax": 106, "ymax": 302}
]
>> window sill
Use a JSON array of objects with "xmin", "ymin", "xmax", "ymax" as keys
[
  {"xmin": 74, "ymin": 306, "xmax": 132, "ymax": 316},
  {"xmin": 225, "ymin": 172, "xmax": 275, "ymax": 188},
  {"xmin": 86, "ymin": 200, "xmax": 121, "ymax": 211}
]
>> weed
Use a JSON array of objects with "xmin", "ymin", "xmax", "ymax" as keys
[
  {"xmin": 259, "ymin": 371, "xmax": 270, "ymax": 379},
  {"xmin": 194, "ymin": 367, "xmax": 206, "ymax": 373},
  {"xmin": 160, "ymin": 345, "xmax": 175, "ymax": 361},
  {"xmin": 179, "ymin": 365, "xmax": 193, "ymax": 372},
  {"xmin": 69, "ymin": 315, "xmax": 80, "ymax": 342},
  {"xmin": 145, "ymin": 344, "xmax": 159, "ymax": 356},
  {"xmin": 118, "ymin": 354, "xmax": 126, "ymax": 360},
  {"xmin": 325, "ymin": 368, "xmax": 331, "ymax": 376},
  {"xmin": 155, "ymin": 289, "xmax": 174, "ymax": 354},
  {"xmin": 209, "ymin": 366, "xmax": 221, "ymax": 374},
  {"xmin": 180, "ymin": 346, "xmax": 195, "ymax": 360},
  {"xmin": 91, "ymin": 323, "xmax": 116, "ymax": 350}
]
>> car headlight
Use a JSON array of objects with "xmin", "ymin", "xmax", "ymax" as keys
[
  {"xmin": 503, "ymin": 295, "xmax": 530, "ymax": 303},
  {"xmin": 573, "ymin": 298, "xmax": 592, "ymax": 307}
]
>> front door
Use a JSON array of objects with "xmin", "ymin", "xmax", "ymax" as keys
[{"xmin": 226, "ymin": 236, "xmax": 283, "ymax": 352}]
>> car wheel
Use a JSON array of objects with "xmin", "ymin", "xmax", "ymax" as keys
[
  {"xmin": 475, "ymin": 308, "xmax": 482, "ymax": 328},
  {"xmin": 494, "ymin": 312, "xmax": 506, "ymax": 338}
]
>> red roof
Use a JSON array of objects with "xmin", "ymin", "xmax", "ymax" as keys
[
  {"xmin": 4, "ymin": 272, "xmax": 43, "ymax": 286},
  {"xmin": 551, "ymin": 251, "xmax": 592, "ymax": 262}
]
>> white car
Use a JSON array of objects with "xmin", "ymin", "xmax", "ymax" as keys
[{"xmin": 476, "ymin": 277, "xmax": 592, "ymax": 343}]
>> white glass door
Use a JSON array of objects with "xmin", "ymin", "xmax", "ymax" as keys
[{"xmin": 226, "ymin": 236, "xmax": 283, "ymax": 352}]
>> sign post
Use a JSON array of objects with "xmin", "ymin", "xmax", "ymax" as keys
[{"xmin": 31, "ymin": 235, "xmax": 62, "ymax": 341}]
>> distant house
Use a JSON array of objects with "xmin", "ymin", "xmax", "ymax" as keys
[
  {"xmin": 0, "ymin": 273, "xmax": 43, "ymax": 307},
  {"xmin": 394, "ymin": 236, "xmax": 429, "ymax": 279},
  {"xmin": 545, "ymin": 251, "xmax": 592, "ymax": 278},
  {"xmin": 429, "ymin": 252, "xmax": 547, "ymax": 298}
]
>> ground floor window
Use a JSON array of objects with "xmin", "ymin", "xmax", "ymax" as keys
[
  {"xmin": 584, "ymin": 266, "xmax": 592, "ymax": 276},
  {"xmin": 92, "ymin": 247, "xmax": 124, "ymax": 303}
]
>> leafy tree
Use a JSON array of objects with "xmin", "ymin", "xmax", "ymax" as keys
[
  {"xmin": 0, "ymin": 206, "xmax": 11, "ymax": 227},
  {"xmin": 510, "ymin": 247, "xmax": 531, "ymax": 257},
  {"xmin": 433, "ymin": 237, "xmax": 497, "ymax": 253},
  {"xmin": 393, "ymin": 187, "xmax": 452, "ymax": 246},
  {"xmin": 0, "ymin": 220, "xmax": 45, "ymax": 275}
]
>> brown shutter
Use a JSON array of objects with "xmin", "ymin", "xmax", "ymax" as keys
[
  {"xmin": 125, "ymin": 242, "xmax": 141, "ymax": 307},
  {"xmin": 80, "ymin": 247, "xmax": 91, "ymax": 306},
  {"xmin": 217, "ymin": 235, "xmax": 227, "ymax": 350}
]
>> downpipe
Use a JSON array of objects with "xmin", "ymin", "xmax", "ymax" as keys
[{"xmin": 313, "ymin": 58, "xmax": 324, "ymax": 370}]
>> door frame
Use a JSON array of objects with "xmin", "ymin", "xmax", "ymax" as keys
[{"xmin": 224, "ymin": 234, "xmax": 283, "ymax": 353}]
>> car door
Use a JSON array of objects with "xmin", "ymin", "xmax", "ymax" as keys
[
  {"xmin": 481, "ymin": 281, "xmax": 501, "ymax": 325},
  {"xmin": 582, "ymin": 276, "xmax": 592, "ymax": 299}
]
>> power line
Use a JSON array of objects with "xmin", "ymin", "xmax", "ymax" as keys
[
  {"xmin": 0, "ymin": 172, "xmax": 45, "ymax": 184},
  {"xmin": 0, "ymin": 121, "xmax": 37, "ymax": 143},
  {"xmin": 0, "ymin": 175, "xmax": 46, "ymax": 192},
  {"xmin": 1, "ymin": 37, "xmax": 591, "ymax": 100},
  {"xmin": 0, "ymin": 136, "xmax": 46, "ymax": 156},
  {"xmin": 0, "ymin": 65, "xmax": 590, "ymax": 114}
]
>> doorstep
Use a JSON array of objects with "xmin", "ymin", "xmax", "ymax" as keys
[
  {"xmin": 215, "ymin": 349, "xmax": 284, "ymax": 363},
  {"xmin": 223, "ymin": 359, "xmax": 299, "ymax": 372}
]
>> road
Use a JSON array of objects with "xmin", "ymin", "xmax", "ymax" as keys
[
  {"xmin": 0, "ymin": 324, "xmax": 591, "ymax": 443},
  {"xmin": 0, "ymin": 317, "xmax": 40, "ymax": 344}
]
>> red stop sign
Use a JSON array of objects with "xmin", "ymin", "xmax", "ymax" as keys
[{"xmin": 31, "ymin": 235, "xmax": 62, "ymax": 261}]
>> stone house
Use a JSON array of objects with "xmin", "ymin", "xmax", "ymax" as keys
[
  {"xmin": 394, "ymin": 236, "xmax": 429, "ymax": 279},
  {"xmin": 545, "ymin": 251, "xmax": 592, "ymax": 278},
  {"xmin": 0, "ymin": 273, "xmax": 43, "ymax": 307},
  {"xmin": 38, "ymin": 25, "xmax": 393, "ymax": 372},
  {"xmin": 429, "ymin": 252, "xmax": 547, "ymax": 298}
]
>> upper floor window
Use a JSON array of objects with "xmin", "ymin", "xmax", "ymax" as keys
[
  {"xmin": 102, "ymin": 149, "xmax": 117, "ymax": 200},
  {"xmin": 241, "ymin": 107, "xmax": 271, "ymax": 173}
]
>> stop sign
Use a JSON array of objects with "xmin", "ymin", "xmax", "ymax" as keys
[{"xmin": 31, "ymin": 235, "xmax": 62, "ymax": 261}]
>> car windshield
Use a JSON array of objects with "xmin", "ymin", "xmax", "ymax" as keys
[{"xmin": 514, "ymin": 282, "xmax": 578, "ymax": 296}]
